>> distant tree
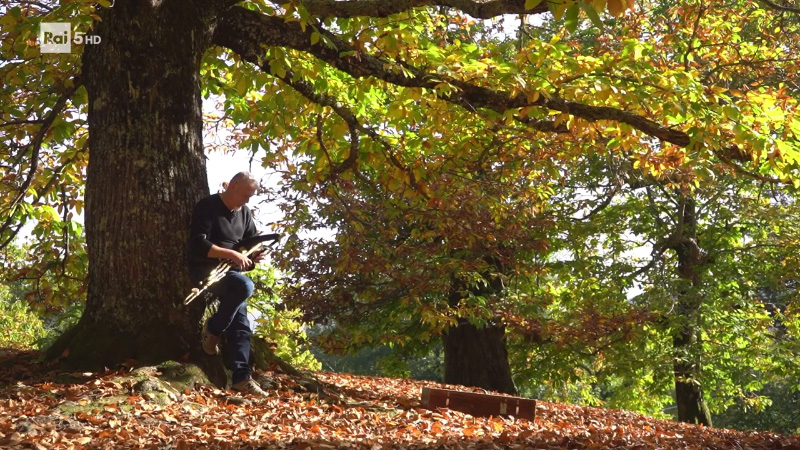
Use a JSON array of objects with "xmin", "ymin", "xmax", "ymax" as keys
[
  {"xmin": 504, "ymin": 148, "xmax": 800, "ymax": 425},
  {"xmin": 713, "ymin": 379, "xmax": 800, "ymax": 435}
]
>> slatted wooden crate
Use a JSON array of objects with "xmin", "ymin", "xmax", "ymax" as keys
[{"xmin": 420, "ymin": 387, "xmax": 536, "ymax": 421}]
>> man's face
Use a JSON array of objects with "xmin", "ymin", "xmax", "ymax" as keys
[{"xmin": 228, "ymin": 180, "xmax": 257, "ymax": 209}]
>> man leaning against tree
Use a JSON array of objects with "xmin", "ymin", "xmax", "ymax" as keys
[{"xmin": 187, "ymin": 171, "xmax": 268, "ymax": 397}]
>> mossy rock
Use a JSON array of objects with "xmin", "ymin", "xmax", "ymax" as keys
[
  {"xmin": 126, "ymin": 361, "xmax": 211, "ymax": 400},
  {"xmin": 152, "ymin": 361, "xmax": 211, "ymax": 391},
  {"xmin": 57, "ymin": 395, "xmax": 133, "ymax": 415}
]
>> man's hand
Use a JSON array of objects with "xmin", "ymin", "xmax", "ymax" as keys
[
  {"xmin": 252, "ymin": 251, "xmax": 268, "ymax": 264},
  {"xmin": 227, "ymin": 250, "xmax": 253, "ymax": 270},
  {"xmin": 207, "ymin": 245, "xmax": 252, "ymax": 270},
  {"xmin": 240, "ymin": 250, "xmax": 267, "ymax": 271}
]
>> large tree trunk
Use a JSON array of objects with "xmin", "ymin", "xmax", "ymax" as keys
[
  {"xmin": 670, "ymin": 194, "xmax": 712, "ymax": 426},
  {"xmin": 443, "ymin": 260, "xmax": 517, "ymax": 395},
  {"xmin": 443, "ymin": 319, "xmax": 517, "ymax": 395},
  {"xmin": 47, "ymin": 2, "xmax": 217, "ymax": 368}
]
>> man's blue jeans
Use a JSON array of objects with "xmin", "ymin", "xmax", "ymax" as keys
[{"xmin": 207, "ymin": 271, "xmax": 255, "ymax": 385}]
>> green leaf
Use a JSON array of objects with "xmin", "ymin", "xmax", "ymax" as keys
[
  {"xmin": 36, "ymin": 205, "xmax": 61, "ymax": 222},
  {"xmin": 235, "ymin": 76, "xmax": 249, "ymax": 95},
  {"xmin": 564, "ymin": 4, "xmax": 580, "ymax": 33},
  {"xmin": 578, "ymin": 1, "xmax": 605, "ymax": 30},
  {"xmin": 70, "ymin": 221, "xmax": 83, "ymax": 235}
]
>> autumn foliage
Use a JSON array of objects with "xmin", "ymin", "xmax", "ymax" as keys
[
  {"xmin": 1, "ymin": 350, "xmax": 799, "ymax": 449},
  {"xmin": 2, "ymin": 0, "xmax": 800, "ymax": 434}
]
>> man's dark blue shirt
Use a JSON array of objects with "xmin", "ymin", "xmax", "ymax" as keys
[{"xmin": 187, "ymin": 193, "xmax": 258, "ymax": 282}]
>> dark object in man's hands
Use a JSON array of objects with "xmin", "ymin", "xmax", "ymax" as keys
[
  {"xmin": 183, "ymin": 233, "xmax": 280, "ymax": 306},
  {"xmin": 236, "ymin": 233, "xmax": 280, "ymax": 252},
  {"xmin": 237, "ymin": 233, "xmax": 280, "ymax": 260}
]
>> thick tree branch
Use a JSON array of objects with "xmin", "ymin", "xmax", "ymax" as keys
[
  {"xmin": 714, "ymin": 147, "xmax": 791, "ymax": 186},
  {"xmin": 215, "ymin": 7, "xmax": 710, "ymax": 152},
  {"xmin": 542, "ymin": 99, "xmax": 690, "ymax": 146},
  {"xmin": 212, "ymin": 10, "xmax": 429, "ymax": 192},
  {"xmin": 757, "ymin": 0, "xmax": 800, "ymax": 13},
  {"xmin": 299, "ymin": 0, "xmax": 549, "ymax": 19}
]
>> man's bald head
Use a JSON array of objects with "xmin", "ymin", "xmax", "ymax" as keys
[
  {"xmin": 230, "ymin": 172, "xmax": 257, "ymax": 187},
  {"xmin": 221, "ymin": 172, "xmax": 258, "ymax": 210}
]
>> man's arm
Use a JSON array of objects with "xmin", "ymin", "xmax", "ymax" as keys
[
  {"xmin": 189, "ymin": 200, "xmax": 252, "ymax": 269},
  {"xmin": 207, "ymin": 244, "xmax": 252, "ymax": 269},
  {"xmin": 240, "ymin": 207, "xmax": 261, "ymax": 270}
]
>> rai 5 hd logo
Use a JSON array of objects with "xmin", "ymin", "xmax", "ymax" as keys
[{"xmin": 39, "ymin": 22, "xmax": 101, "ymax": 54}]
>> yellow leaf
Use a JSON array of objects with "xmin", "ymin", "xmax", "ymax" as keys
[
  {"xmin": 607, "ymin": 0, "xmax": 626, "ymax": 16},
  {"xmin": 591, "ymin": 0, "xmax": 606, "ymax": 9},
  {"xmin": 548, "ymin": 0, "xmax": 571, "ymax": 20},
  {"xmin": 525, "ymin": 0, "xmax": 542, "ymax": 10},
  {"xmin": 554, "ymin": 113, "xmax": 570, "ymax": 129},
  {"xmin": 0, "ymin": 14, "xmax": 17, "ymax": 26},
  {"xmin": 235, "ymin": 76, "xmax": 248, "ymax": 95}
]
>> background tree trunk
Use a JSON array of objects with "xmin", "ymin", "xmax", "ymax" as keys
[
  {"xmin": 443, "ymin": 259, "xmax": 517, "ymax": 395},
  {"xmin": 47, "ymin": 2, "xmax": 216, "ymax": 368},
  {"xmin": 443, "ymin": 319, "xmax": 517, "ymax": 395},
  {"xmin": 670, "ymin": 194, "xmax": 712, "ymax": 426}
]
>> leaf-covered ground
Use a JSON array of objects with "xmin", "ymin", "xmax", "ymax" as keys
[{"xmin": 1, "ymin": 349, "xmax": 798, "ymax": 449}]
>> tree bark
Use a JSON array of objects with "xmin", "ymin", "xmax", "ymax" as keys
[
  {"xmin": 443, "ymin": 319, "xmax": 517, "ymax": 395},
  {"xmin": 443, "ymin": 260, "xmax": 517, "ymax": 395},
  {"xmin": 670, "ymin": 194, "xmax": 713, "ymax": 426},
  {"xmin": 47, "ymin": 1, "xmax": 217, "ymax": 369}
]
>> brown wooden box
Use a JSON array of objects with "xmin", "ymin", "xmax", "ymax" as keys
[{"xmin": 420, "ymin": 387, "xmax": 536, "ymax": 422}]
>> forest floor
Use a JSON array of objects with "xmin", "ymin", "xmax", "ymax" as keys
[{"xmin": 1, "ymin": 348, "xmax": 799, "ymax": 449}]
